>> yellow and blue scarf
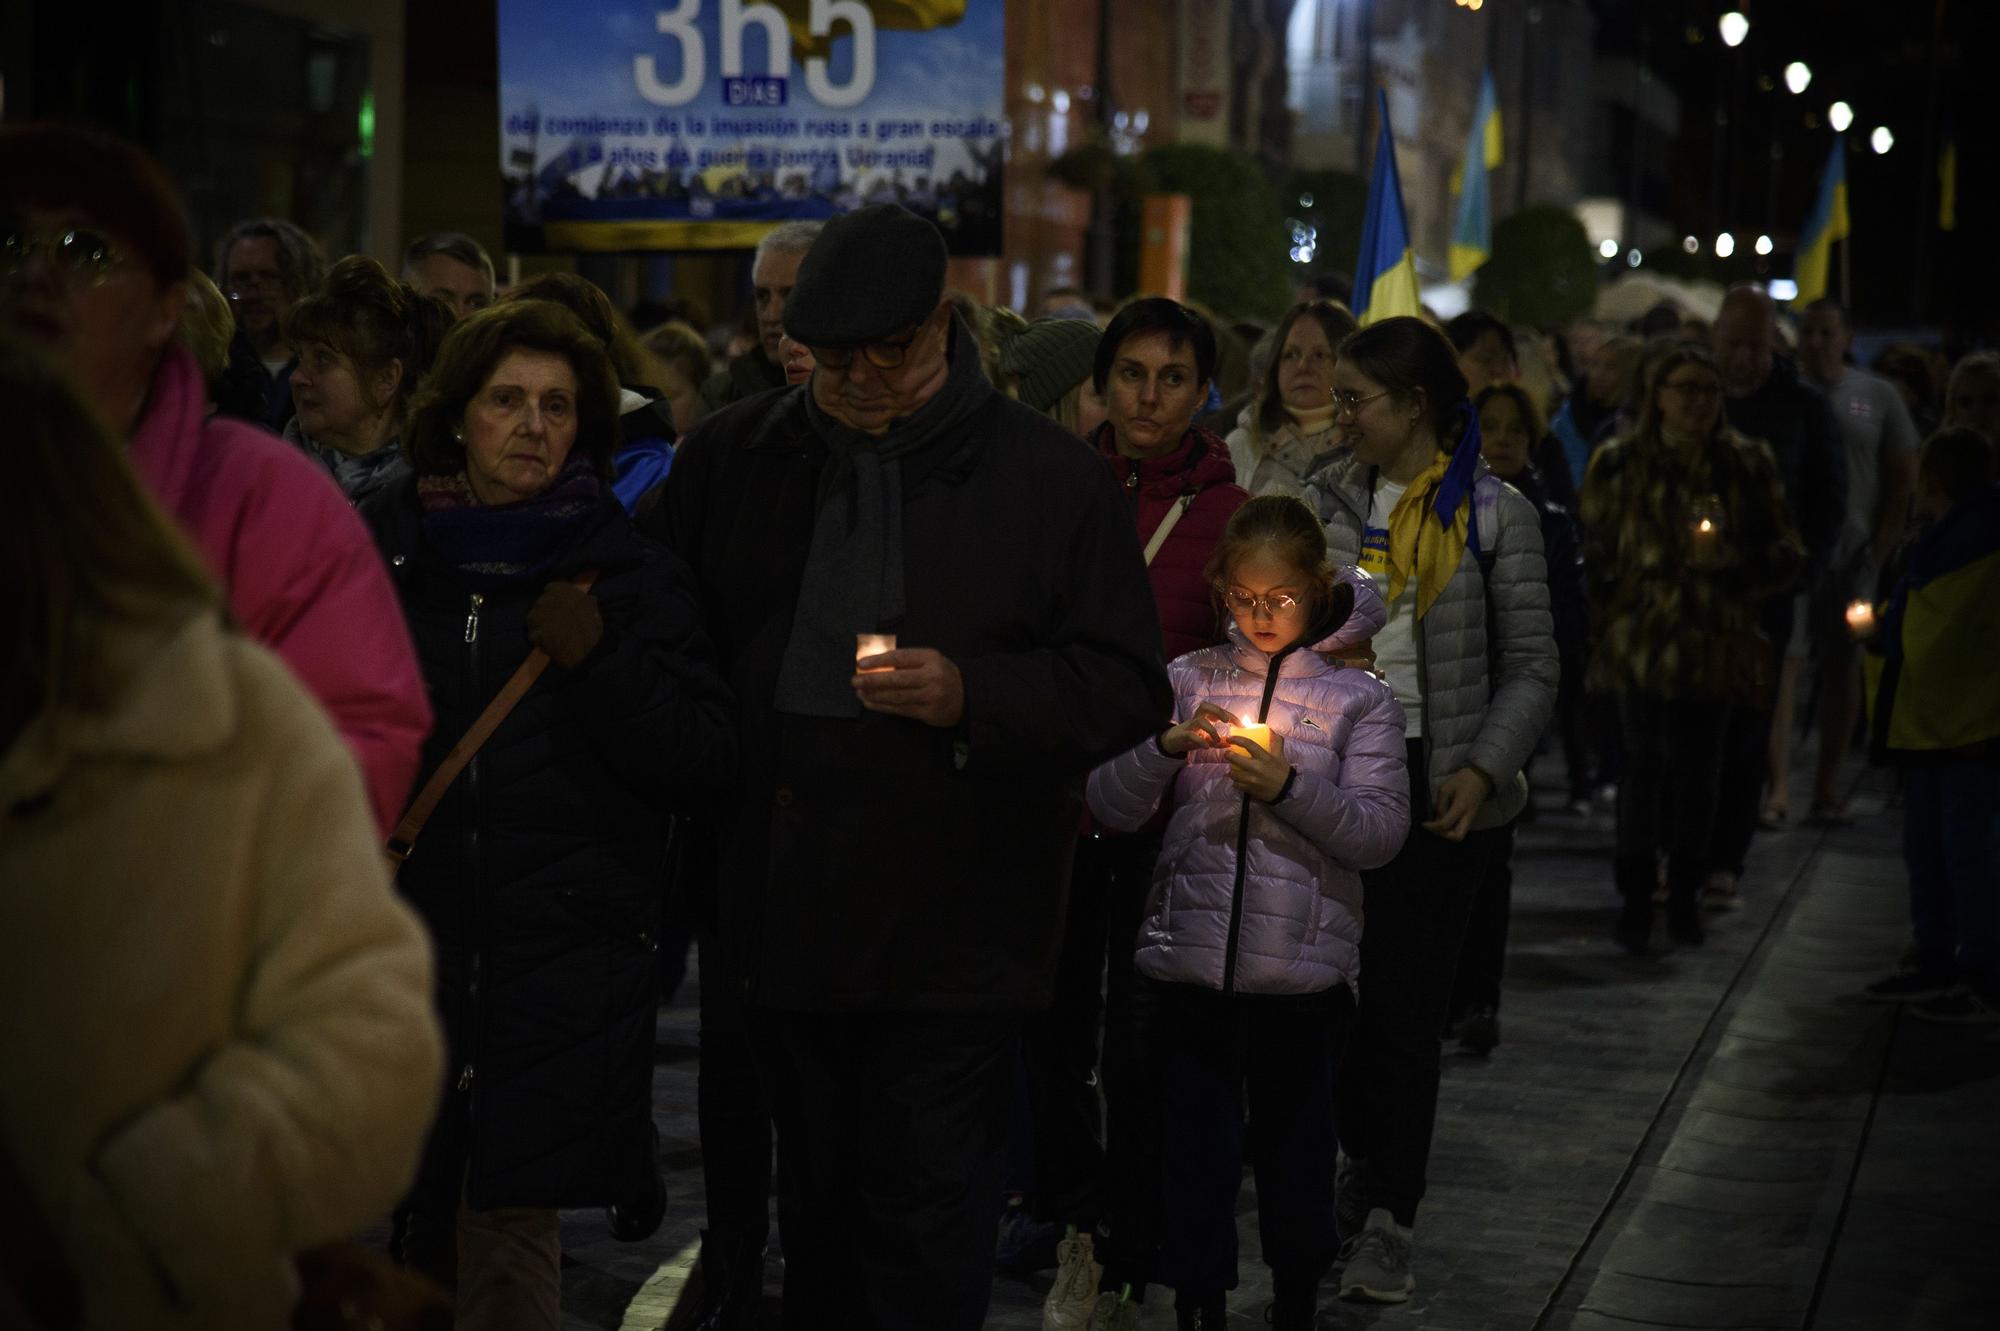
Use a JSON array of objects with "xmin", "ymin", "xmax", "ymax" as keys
[{"xmin": 1382, "ymin": 402, "xmax": 1484, "ymax": 620}]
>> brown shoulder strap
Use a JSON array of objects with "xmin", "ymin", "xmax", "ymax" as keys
[{"xmin": 385, "ymin": 570, "xmax": 599, "ymax": 873}]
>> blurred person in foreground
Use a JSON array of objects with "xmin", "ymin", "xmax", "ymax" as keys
[
  {"xmin": 1796, "ymin": 299, "xmax": 1918, "ymax": 825},
  {"xmin": 285, "ymin": 255, "xmax": 453, "ymax": 507},
  {"xmin": 403, "ymin": 231, "xmax": 497, "ymax": 321},
  {"xmin": 1226, "ymin": 299, "xmax": 1355, "ymax": 498},
  {"xmin": 0, "ymin": 121, "xmax": 430, "ymax": 832},
  {"xmin": 1860, "ymin": 426, "xmax": 2000, "ymax": 1023},
  {"xmin": 214, "ymin": 215, "xmax": 327, "ymax": 430},
  {"xmin": 0, "ymin": 333, "xmax": 442, "ymax": 1329},
  {"xmin": 651, "ymin": 204, "xmax": 1170, "ymax": 1329},
  {"xmin": 700, "ymin": 219, "xmax": 822, "ymax": 415},
  {"xmin": 366, "ymin": 299, "xmax": 732, "ymax": 1328},
  {"xmin": 510, "ymin": 271, "xmax": 679, "ymax": 516},
  {"xmin": 1581, "ymin": 346, "xmax": 1802, "ymax": 947}
]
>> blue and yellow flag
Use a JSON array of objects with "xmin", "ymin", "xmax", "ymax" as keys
[
  {"xmin": 1793, "ymin": 137, "xmax": 1850, "ymax": 305},
  {"xmin": 1355, "ymin": 90, "xmax": 1422, "ymax": 327},
  {"xmin": 1448, "ymin": 71, "xmax": 1503, "ymax": 282}
]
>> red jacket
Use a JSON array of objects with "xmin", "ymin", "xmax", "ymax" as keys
[
  {"xmin": 127, "ymin": 345, "xmax": 432, "ymax": 832},
  {"xmin": 1094, "ymin": 423, "xmax": 1249, "ymax": 662}
]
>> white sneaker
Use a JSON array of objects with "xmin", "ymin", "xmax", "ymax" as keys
[
  {"xmin": 1043, "ymin": 1229, "xmax": 1102, "ymax": 1330},
  {"xmin": 1338, "ymin": 1207, "xmax": 1414, "ymax": 1304}
]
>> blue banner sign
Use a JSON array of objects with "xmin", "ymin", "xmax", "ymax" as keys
[{"xmin": 499, "ymin": 1, "xmax": 1007, "ymax": 253}]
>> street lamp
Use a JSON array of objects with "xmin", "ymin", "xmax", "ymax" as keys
[
  {"xmin": 1871, "ymin": 125, "xmax": 1895, "ymax": 155},
  {"xmin": 1719, "ymin": 12, "xmax": 1749, "ymax": 48},
  {"xmin": 1715, "ymin": 233, "xmax": 1737, "ymax": 259},
  {"xmin": 1599, "ymin": 238, "xmax": 1620, "ymax": 259},
  {"xmin": 1785, "ymin": 62, "xmax": 1812, "ymax": 95},
  {"xmin": 1627, "ymin": 249, "xmax": 1643, "ymax": 268},
  {"xmin": 1829, "ymin": 101, "xmax": 1854, "ymax": 133},
  {"xmin": 1682, "ymin": 235, "xmax": 1700, "ymax": 254},
  {"xmin": 1755, "ymin": 234, "xmax": 1774, "ymax": 256}
]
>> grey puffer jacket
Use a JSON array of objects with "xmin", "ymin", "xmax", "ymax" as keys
[
  {"xmin": 1087, "ymin": 570, "xmax": 1411, "ymax": 996},
  {"xmin": 1304, "ymin": 450, "xmax": 1558, "ymax": 826}
]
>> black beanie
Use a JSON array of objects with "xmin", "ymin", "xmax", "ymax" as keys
[
  {"xmin": 782, "ymin": 204, "xmax": 948, "ymax": 345},
  {"xmin": 996, "ymin": 318, "xmax": 1102, "ymax": 413}
]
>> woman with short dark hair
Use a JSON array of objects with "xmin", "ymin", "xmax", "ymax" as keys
[{"xmin": 365, "ymin": 298, "xmax": 732, "ymax": 1328}]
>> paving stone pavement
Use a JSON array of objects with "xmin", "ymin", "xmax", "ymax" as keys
[{"xmin": 478, "ymin": 760, "xmax": 1994, "ymax": 1329}]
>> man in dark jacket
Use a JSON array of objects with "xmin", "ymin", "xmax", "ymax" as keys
[
  {"xmin": 652, "ymin": 205, "xmax": 1171, "ymax": 1329},
  {"xmin": 1710, "ymin": 285, "xmax": 1848, "ymax": 887},
  {"xmin": 697, "ymin": 220, "xmax": 822, "ymax": 417}
]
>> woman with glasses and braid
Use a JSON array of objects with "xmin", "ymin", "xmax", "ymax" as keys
[
  {"xmin": 0, "ymin": 122, "xmax": 431, "ymax": 835},
  {"xmin": 1302, "ymin": 316, "xmax": 1557, "ymax": 1305}
]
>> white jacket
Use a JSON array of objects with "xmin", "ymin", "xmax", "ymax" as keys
[{"xmin": 0, "ymin": 611, "xmax": 442, "ymax": 1328}]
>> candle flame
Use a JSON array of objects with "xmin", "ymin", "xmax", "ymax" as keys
[{"xmin": 1698, "ymin": 519, "xmax": 1714, "ymax": 533}]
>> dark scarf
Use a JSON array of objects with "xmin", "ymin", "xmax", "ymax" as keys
[
  {"xmin": 773, "ymin": 317, "xmax": 992, "ymax": 719},
  {"xmin": 417, "ymin": 453, "xmax": 601, "ymax": 587}
]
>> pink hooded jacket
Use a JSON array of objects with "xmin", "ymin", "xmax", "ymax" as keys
[
  {"xmin": 127, "ymin": 345, "xmax": 431, "ymax": 831},
  {"xmin": 1087, "ymin": 567, "xmax": 1411, "ymax": 995}
]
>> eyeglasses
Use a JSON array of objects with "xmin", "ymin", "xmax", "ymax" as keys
[
  {"xmin": 1330, "ymin": 388, "xmax": 1390, "ymax": 416},
  {"xmin": 1, "ymin": 225, "xmax": 125, "ymax": 289},
  {"xmin": 810, "ymin": 328, "xmax": 922, "ymax": 372},
  {"xmin": 1221, "ymin": 588, "xmax": 1301, "ymax": 618}
]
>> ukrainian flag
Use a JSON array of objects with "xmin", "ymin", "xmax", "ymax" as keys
[
  {"xmin": 1355, "ymin": 89, "xmax": 1422, "ymax": 327},
  {"xmin": 1793, "ymin": 137, "xmax": 1850, "ymax": 305},
  {"xmin": 1449, "ymin": 71, "xmax": 1503, "ymax": 282}
]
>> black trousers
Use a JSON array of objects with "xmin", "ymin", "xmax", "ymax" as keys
[
  {"xmin": 1450, "ymin": 822, "xmax": 1518, "ymax": 1020},
  {"xmin": 1710, "ymin": 603, "xmax": 1794, "ymax": 876},
  {"xmin": 1018, "ymin": 828, "xmax": 1158, "ymax": 1229},
  {"xmin": 1617, "ymin": 697, "xmax": 1732, "ymax": 900},
  {"xmin": 697, "ymin": 932, "xmax": 774, "ymax": 1296},
  {"xmin": 754, "ymin": 1008, "xmax": 1019, "ymax": 1331},
  {"xmin": 1335, "ymin": 741, "xmax": 1492, "ymax": 1228},
  {"xmin": 1147, "ymin": 979, "xmax": 1354, "ymax": 1302}
]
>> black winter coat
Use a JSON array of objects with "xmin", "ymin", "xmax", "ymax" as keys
[
  {"xmin": 1508, "ymin": 466, "xmax": 1590, "ymax": 698},
  {"xmin": 365, "ymin": 479, "xmax": 731, "ymax": 1210},
  {"xmin": 647, "ymin": 381, "xmax": 1173, "ymax": 1014}
]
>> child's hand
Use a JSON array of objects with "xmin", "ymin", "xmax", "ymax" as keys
[
  {"xmin": 1160, "ymin": 702, "xmax": 1236, "ymax": 756},
  {"xmin": 1226, "ymin": 731, "xmax": 1290, "ymax": 802}
]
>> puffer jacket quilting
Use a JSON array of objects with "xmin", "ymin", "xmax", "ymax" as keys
[
  {"xmin": 1304, "ymin": 450, "xmax": 1559, "ymax": 822},
  {"xmin": 1088, "ymin": 569, "xmax": 1411, "ymax": 996}
]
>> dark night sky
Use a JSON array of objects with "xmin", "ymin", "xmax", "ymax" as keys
[{"xmin": 1591, "ymin": 0, "xmax": 1999, "ymax": 343}]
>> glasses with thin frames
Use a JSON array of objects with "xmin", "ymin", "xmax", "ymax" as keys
[
  {"xmin": 810, "ymin": 328, "xmax": 923, "ymax": 372},
  {"xmin": 1221, "ymin": 587, "xmax": 1301, "ymax": 618},
  {"xmin": 1330, "ymin": 387, "xmax": 1390, "ymax": 416},
  {"xmin": 1, "ymin": 225, "xmax": 124, "ymax": 289}
]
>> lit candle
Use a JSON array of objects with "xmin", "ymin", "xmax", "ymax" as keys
[
  {"xmin": 1231, "ymin": 718, "xmax": 1274, "ymax": 754},
  {"xmin": 1688, "ymin": 494, "xmax": 1725, "ymax": 561},
  {"xmin": 855, "ymin": 632, "xmax": 897, "ymax": 674},
  {"xmin": 1844, "ymin": 600, "xmax": 1877, "ymax": 638}
]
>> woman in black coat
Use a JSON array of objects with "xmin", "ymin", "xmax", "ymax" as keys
[{"xmin": 364, "ymin": 298, "xmax": 730, "ymax": 1326}]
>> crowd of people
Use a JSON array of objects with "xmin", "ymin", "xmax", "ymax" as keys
[{"xmin": 2, "ymin": 118, "xmax": 1996, "ymax": 1331}]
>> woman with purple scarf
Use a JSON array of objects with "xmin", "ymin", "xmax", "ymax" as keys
[{"xmin": 361, "ymin": 299, "xmax": 731, "ymax": 1329}]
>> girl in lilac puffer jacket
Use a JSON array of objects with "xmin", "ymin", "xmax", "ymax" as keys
[{"xmin": 1085, "ymin": 496, "xmax": 1410, "ymax": 1326}]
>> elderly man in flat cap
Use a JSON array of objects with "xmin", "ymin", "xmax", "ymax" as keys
[{"xmin": 650, "ymin": 205, "xmax": 1170, "ymax": 1327}]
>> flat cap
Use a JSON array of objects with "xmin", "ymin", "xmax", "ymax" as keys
[{"xmin": 782, "ymin": 204, "xmax": 947, "ymax": 345}]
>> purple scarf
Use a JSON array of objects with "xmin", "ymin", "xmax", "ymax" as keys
[{"xmin": 418, "ymin": 454, "xmax": 601, "ymax": 586}]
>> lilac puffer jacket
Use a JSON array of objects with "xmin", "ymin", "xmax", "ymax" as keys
[{"xmin": 1087, "ymin": 569, "xmax": 1411, "ymax": 996}]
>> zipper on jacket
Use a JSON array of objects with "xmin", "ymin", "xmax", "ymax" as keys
[
  {"xmin": 1220, "ymin": 645, "xmax": 1296, "ymax": 996},
  {"xmin": 464, "ymin": 591, "xmax": 485, "ymax": 644}
]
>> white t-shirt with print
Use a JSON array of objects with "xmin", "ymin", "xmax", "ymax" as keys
[{"xmin": 1359, "ymin": 477, "xmax": 1423, "ymax": 739}]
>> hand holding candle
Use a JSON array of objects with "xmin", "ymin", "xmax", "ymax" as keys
[
  {"xmin": 1226, "ymin": 715, "xmax": 1290, "ymax": 802},
  {"xmin": 1688, "ymin": 493, "xmax": 1729, "ymax": 571},
  {"xmin": 1845, "ymin": 599, "xmax": 1878, "ymax": 640},
  {"xmin": 856, "ymin": 633, "xmax": 898, "ymax": 674},
  {"xmin": 851, "ymin": 645, "xmax": 965, "ymax": 727}
]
